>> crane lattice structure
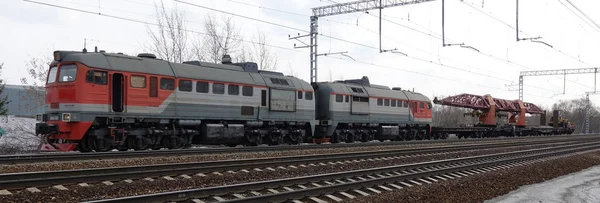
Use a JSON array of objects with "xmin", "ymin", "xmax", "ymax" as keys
[
  {"xmin": 519, "ymin": 68, "xmax": 600, "ymax": 134},
  {"xmin": 290, "ymin": 0, "xmax": 435, "ymax": 83}
]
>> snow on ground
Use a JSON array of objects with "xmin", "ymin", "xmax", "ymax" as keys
[
  {"xmin": 0, "ymin": 115, "xmax": 39, "ymax": 154},
  {"xmin": 486, "ymin": 165, "xmax": 600, "ymax": 203}
]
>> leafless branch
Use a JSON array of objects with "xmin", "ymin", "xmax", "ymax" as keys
[
  {"xmin": 146, "ymin": 0, "xmax": 191, "ymax": 63},
  {"xmin": 201, "ymin": 14, "xmax": 243, "ymax": 63},
  {"xmin": 19, "ymin": 55, "xmax": 50, "ymax": 114}
]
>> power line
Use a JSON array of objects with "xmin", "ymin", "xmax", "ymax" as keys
[
  {"xmin": 559, "ymin": 0, "xmax": 600, "ymax": 34},
  {"xmin": 188, "ymin": 0, "xmax": 559, "ymax": 93},
  {"xmin": 26, "ymin": 0, "xmax": 557, "ymax": 97},
  {"xmin": 461, "ymin": 0, "xmax": 596, "ymax": 67},
  {"xmin": 174, "ymin": 1, "xmax": 506, "ymax": 79},
  {"xmin": 323, "ymin": 55, "xmax": 551, "ymax": 99},
  {"xmin": 22, "ymin": 0, "xmax": 306, "ymax": 54},
  {"xmin": 452, "ymin": 1, "xmax": 595, "ymax": 89}
]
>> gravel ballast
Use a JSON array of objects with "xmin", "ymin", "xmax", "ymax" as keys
[
  {"xmin": 351, "ymin": 150, "xmax": 600, "ymax": 203},
  {"xmin": 0, "ymin": 140, "xmax": 550, "ymax": 174},
  {"xmin": 0, "ymin": 144, "xmax": 569, "ymax": 203}
]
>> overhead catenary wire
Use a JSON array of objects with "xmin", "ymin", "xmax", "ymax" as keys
[
  {"xmin": 22, "ymin": 0, "xmax": 305, "ymax": 54},
  {"xmin": 178, "ymin": 0, "xmax": 560, "ymax": 93},
  {"xmin": 24, "ymin": 0, "xmax": 555, "ymax": 98},
  {"xmin": 441, "ymin": 1, "xmax": 596, "ymax": 89}
]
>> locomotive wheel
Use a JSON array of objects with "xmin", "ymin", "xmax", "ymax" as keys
[
  {"xmin": 78, "ymin": 135, "xmax": 92, "ymax": 152},
  {"xmin": 285, "ymin": 132, "xmax": 301, "ymax": 145},
  {"xmin": 88, "ymin": 135, "xmax": 112, "ymax": 152},
  {"xmin": 360, "ymin": 133, "xmax": 372, "ymax": 142},
  {"xmin": 345, "ymin": 132, "xmax": 355, "ymax": 143},
  {"xmin": 244, "ymin": 131, "xmax": 261, "ymax": 146},
  {"xmin": 331, "ymin": 133, "xmax": 340, "ymax": 143},
  {"xmin": 134, "ymin": 137, "xmax": 150, "ymax": 151},
  {"xmin": 266, "ymin": 132, "xmax": 281, "ymax": 146},
  {"xmin": 117, "ymin": 145, "xmax": 129, "ymax": 151},
  {"xmin": 166, "ymin": 137, "xmax": 184, "ymax": 149}
]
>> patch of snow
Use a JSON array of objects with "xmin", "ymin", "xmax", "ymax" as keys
[
  {"xmin": 486, "ymin": 165, "xmax": 600, "ymax": 203},
  {"xmin": 0, "ymin": 115, "xmax": 40, "ymax": 154}
]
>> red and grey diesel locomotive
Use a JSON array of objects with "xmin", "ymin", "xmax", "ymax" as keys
[{"xmin": 36, "ymin": 49, "xmax": 434, "ymax": 152}]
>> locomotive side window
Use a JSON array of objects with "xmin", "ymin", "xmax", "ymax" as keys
[
  {"xmin": 297, "ymin": 91, "xmax": 303, "ymax": 99},
  {"xmin": 58, "ymin": 64, "xmax": 77, "ymax": 82},
  {"xmin": 85, "ymin": 70, "xmax": 107, "ymax": 85},
  {"xmin": 345, "ymin": 95, "xmax": 349, "ymax": 103},
  {"xmin": 403, "ymin": 101, "xmax": 409, "ymax": 108},
  {"xmin": 335, "ymin": 94, "xmax": 343, "ymax": 102},
  {"xmin": 213, "ymin": 83, "xmax": 225, "ymax": 94},
  {"xmin": 178, "ymin": 80, "xmax": 192, "ymax": 92},
  {"xmin": 377, "ymin": 99, "xmax": 383, "ymax": 106},
  {"xmin": 384, "ymin": 99, "xmax": 390, "ymax": 106},
  {"xmin": 196, "ymin": 82, "xmax": 209, "ymax": 93},
  {"xmin": 47, "ymin": 66, "xmax": 58, "ymax": 83},
  {"xmin": 160, "ymin": 78, "xmax": 174, "ymax": 90},
  {"xmin": 94, "ymin": 71, "xmax": 107, "ymax": 85},
  {"xmin": 228, "ymin": 84, "xmax": 239, "ymax": 95},
  {"xmin": 242, "ymin": 86, "xmax": 253, "ymax": 96},
  {"xmin": 130, "ymin": 75, "xmax": 146, "ymax": 88},
  {"xmin": 419, "ymin": 102, "xmax": 425, "ymax": 109},
  {"xmin": 427, "ymin": 102, "xmax": 432, "ymax": 109},
  {"xmin": 305, "ymin": 92, "xmax": 313, "ymax": 100},
  {"xmin": 149, "ymin": 77, "xmax": 158, "ymax": 97},
  {"xmin": 391, "ymin": 100, "xmax": 397, "ymax": 107}
]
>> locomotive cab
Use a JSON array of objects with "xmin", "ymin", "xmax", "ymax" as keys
[{"xmin": 37, "ymin": 51, "xmax": 109, "ymax": 151}]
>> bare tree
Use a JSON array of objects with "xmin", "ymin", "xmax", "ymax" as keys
[
  {"xmin": 432, "ymin": 104, "xmax": 473, "ymax": 127},
  {"xmin": 146, "ymin": 0, "xmax": 190, "ymax": 63},
  {"xmin": 20, "ymin": 56, "xmax": 50, "ymax": 113},
  {"xmin": 200, "ymin": 14, "xmax": 243, "ymax": 63},
  {"xmin": 287, "ymin": 62, "xmax": 299, "ymax": 78},
  {"xmin": 242, "ymin": 31, "xmax": 278, "ymax": 71},
  {"xmin": 0, "ymin": 63, "xmax": 10, "ymax": 115},
  {"xmin": 0, "ymin": 116, "xmax": 40, "ymax": 154}
]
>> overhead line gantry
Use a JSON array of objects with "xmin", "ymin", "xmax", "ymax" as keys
[{"xmin": 290, "ymin": 0, "xmax": 436, "ymax": 83}]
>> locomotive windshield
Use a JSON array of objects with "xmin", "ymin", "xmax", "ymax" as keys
[
  {"xmin": 47, "ymin": 66, "xmax": 58, "ymax": 83},
  {"xmin": 58, "ymin": 64, "xmax": 77, "ymax": 82}
]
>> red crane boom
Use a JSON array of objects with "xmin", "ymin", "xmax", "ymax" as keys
[{"xmin": 433, "ymin": 94, "xmax": 544, "ymax": 127}]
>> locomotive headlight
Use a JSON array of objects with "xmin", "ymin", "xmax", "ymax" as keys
[
  {"xmin": 53, "ymin": 51, "xmax": 61, "ymax": 61},
  {"xmin": 62, "ymin": 113, "xmax": 71, "ymax": 122}
]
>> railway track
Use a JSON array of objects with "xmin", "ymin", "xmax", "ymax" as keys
[
  {"xmin": 0, "ymin": 137, "xmax": 595, "ymax": 191},
  {"xmin": 0, "ymin": 134, "xmax": 589, "ymax": 165},
  {"xmin": 84, "ymin": 140, "xmax": 600, "ymax": 203}
]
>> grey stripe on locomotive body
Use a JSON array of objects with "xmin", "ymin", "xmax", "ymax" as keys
[{"xmin": 46, "ymin": 106, "xmax": 315, "ymax": 124}]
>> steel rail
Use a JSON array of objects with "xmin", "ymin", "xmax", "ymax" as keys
[
  {"xmin": 0, "ymin": 134, "xmax": 590, "ymax": 165},
  {"xmin": 0, "ymin": 138, "xmax": 588, "ymax": 190},
  {"xmin": 83, "ymin": 141, "xmax": 600, "ymax": 203}
]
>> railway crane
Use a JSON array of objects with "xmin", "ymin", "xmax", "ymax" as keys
[{"xmin": 431, "ymin": 94, "xmax": 574, "ymax": 138}]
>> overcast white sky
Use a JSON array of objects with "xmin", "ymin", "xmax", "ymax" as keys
[{"xmin": 1, "ymin": 0, "xmax": 599, "ymax": 109}]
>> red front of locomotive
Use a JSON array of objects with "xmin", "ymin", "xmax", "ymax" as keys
[{"xmin": 36, "ymin": 52, "xmax": 97, "ymax": 151}]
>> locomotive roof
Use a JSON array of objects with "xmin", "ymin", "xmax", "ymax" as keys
[
  {"xmin": 56, "ymin": 51, "xmax": 312, "ymax": 91},
  {"xmin": 318, "ymin": 78, "xmax": 431, "ymax": 102}
]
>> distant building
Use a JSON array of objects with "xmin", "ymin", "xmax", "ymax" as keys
[{"xmin": 0, "ymin": 85, "xmax": 45, "ymax": 117}]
